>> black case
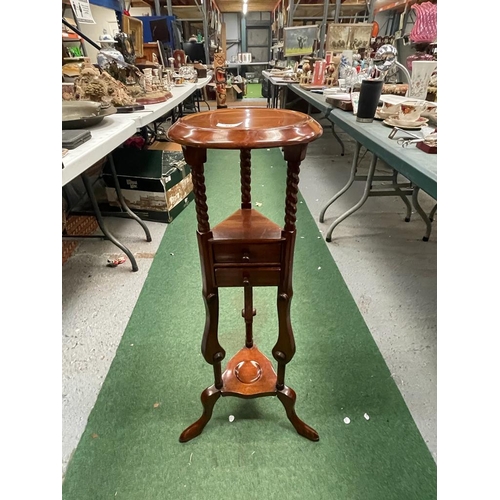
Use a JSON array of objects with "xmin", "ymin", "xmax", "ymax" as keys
[{"xmin": 62, "ymin": 129, "xmax": 92, "ymax": 149}]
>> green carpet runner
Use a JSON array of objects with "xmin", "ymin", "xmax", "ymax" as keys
[{"xmin": 62, "ymin": 148, "xmax": 436, "ymax": 500}]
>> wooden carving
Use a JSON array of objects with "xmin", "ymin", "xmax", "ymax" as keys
[{"xmin": 213, "ymin": 50, "xmax": 227, "ymax": 109}]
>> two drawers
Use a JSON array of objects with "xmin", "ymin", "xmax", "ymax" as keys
[{"xmin": 210, "ymin": 240, "xmax": 283, "ymax": 287}]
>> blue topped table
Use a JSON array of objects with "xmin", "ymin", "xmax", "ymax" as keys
[{"xmin": 288, "ymin": 84, "xmax": 437, "ymax": 241}]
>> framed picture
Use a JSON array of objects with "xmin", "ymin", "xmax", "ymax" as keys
[
  {"xmin": 350, "ymin": 24, "xmax": 373, "ymax": 50},
  {"xmin": 283, "ymin": 25, "xmax": 318, "ymax": 57},
  {"xmin": 326, "ymin": 23, "xmax": 351, "ymax": 52},
  {"xmin": 326, "ymin": 23, "xmax": 373, "ymax": 52},
  {"xmin": 149, "ymin": 18, "xmax": 170, "ymax": 43},
  {"xmin": 122, "ymin": 16, "xmax": 144, "ymax": 57}
]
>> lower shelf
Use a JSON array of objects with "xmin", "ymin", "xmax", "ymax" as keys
[{"xmin": 221, "ymin": 345, "xmax": 277, "ymax": 397}]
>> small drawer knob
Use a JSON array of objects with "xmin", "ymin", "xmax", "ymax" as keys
[{"xmin": 242, "ymin": 252, "xmax": 250, "ymax": 261}]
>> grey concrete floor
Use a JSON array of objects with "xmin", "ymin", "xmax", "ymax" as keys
[
  {"xmin": 300, "ymin": 115, "xmax": 437, "ymax": 461},
  {"xmin": 62, "ymin": 103, "xmax": 436, "ymax": 477}
]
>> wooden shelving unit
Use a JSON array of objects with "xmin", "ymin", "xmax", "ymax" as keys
[{"xmin": 62, "ymin": 1, "xmax": 87, "ymax": 59}]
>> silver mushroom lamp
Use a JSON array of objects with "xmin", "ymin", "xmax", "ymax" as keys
[{"xmin": 372, "ymin": 44, "xmax": 412, "ymax": 97}]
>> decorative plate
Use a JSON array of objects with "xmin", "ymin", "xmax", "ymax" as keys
[{"xmin": 382, "ymin": 119, "xmax": 425, "ymax": 130}]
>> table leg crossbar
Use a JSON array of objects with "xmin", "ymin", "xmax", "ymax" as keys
[
  {"xmin": 62, "ymin": 154, "xmax": 152, "ymax": 272},
  {"xmin": 412, "ymin": 187, "xmax": 436, "ymax": 241},
  {"xmin": 320, "ymin": 141, "xmax": 434, "ymax": 242},
  {"xmin": 306, "ymin": 102, "xmax": 345, "ymax": 156}
]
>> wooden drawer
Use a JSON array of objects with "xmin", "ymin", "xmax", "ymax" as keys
[
  {"xmin": 211, "ymin": 242, "xmax": 282, "ymax": 264},
  {"xmin": 214, "ymin": 267, "xmax": 281, "ymax": 287}
]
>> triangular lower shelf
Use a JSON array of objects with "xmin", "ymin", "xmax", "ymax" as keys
[{"xmin": 221, "ymin": 344, "xmax": 277, "ymax": 398}]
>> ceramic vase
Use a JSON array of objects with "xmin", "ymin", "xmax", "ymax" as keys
[
  {"xmin": 409, "ymin": 60, "xmax": 437, "ymax": 100},
  {"xmin": 406, "ymin": 51, "xmax": 434, "ymax": 71}
]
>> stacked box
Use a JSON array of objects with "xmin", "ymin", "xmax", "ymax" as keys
[{"xmin": 103, "ymin": 145, "xmax": 193, "ymax": 223}]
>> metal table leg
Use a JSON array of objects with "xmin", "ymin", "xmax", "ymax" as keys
[
  {"xmin": 107, "ymin": 154, "xmax": 152, "ymax": 242},
  {"xmin": 392, "ymin": 170, "xmax": 413, "ymax": 222},
  {"xmin": 201, "ymin": 87, "xmax": 210, "ymax": 110},
  {"xmin": 429, "ymin": 203, "xmax": 437, "ymax": 222},
  {"xmin": 280, "ymin": 85, "xmax": 288, "ymax": 109},
  {"xmin": 412, "ymin": 186, "xmax": 433, "ymax": 242},
  {"xmin": 194, "ymin": 89, "xmax": 201, "ymax": 112},
  {"xmin": 331, "ymin": 123, "xmax": 345, "ymax": 156},
  {"xmin": 80, "ymin": 172, "xmax": 139, "ymax": 272},
  {"xmin": 319, "ymin": 141, "xmax": 361, "ymax": 223},
  {"xmin": 325, "ymin": 153, "xmax": 378, "ymax": 242}
]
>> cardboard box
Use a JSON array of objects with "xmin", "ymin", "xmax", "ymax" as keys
[
  {"xmin": 103, "ymin": 149, "xmax": 193, "ymax": 223},
  {"xmin": 148, "ymin": 141, "xmax": 183, "ymax": 152},
  {"xmin": 225, "ymin": 84, "xmax": 243, "ymax": 102}
]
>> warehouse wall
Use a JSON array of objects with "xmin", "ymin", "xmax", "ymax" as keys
[{"xmin": 78, "ymin": 4, "xmax": 120, "ymax": 63}]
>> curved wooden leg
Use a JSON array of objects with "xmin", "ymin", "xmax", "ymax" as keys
[
  {"xmin": 277, "ymin": 386, "xmax": 319, "ymax": 442},
  {"xmin": 179, "ymin": 385, "xmax": 221, "ymax": 443}
]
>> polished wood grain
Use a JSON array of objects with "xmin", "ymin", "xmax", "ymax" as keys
[
  {"xmin": 212, "ymin": 209, "xmax": 282, "ymax": 240},
  {"xmin": 179, "ymin": 347, "xmax": 319, "ymax": 442},
  {"xmin": 179, "ymin": 385, "xmax": 221, "ymax": 443},
  {"xmin": 222, "ymin": 345, "xmax": 277, "ymax": 397},
  {"xmin": 176, "ymin": 109, "xmax": 322, "ymax": 442},
  {"xmin": 167, "ymin": 108, "xmax": 323, "ymax": 149},
  {"xmin": 214, "ymin": 266, "xmax": 281, "ymax": 287},
  {"xmin": 212, "ymin": 240, "xmax": 282, "ymax": 264},
  {"xmin": 240, "ymin": 148, "xmax": 252, "ymax": 209}
]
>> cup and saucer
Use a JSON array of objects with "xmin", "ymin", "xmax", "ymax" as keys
[
  {"xmin": 375, "ymin": 109, "xmax": 398, "ymax": 121},
  {"xmin": 421, "ymin": 102, "xmax": 438, "ymax": 123},
  {"xmin": 383, "ymin": 116, "xmax": 429, "ymax": 130},
  {"xmin": 375, "ymin": 100, "xmax": 399, "ymax": 120},
  {"xmin": 382, "ymin": 100, "xmax": 429, "ymax": 130}
]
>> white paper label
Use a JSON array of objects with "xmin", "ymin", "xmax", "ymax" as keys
[{"xmin": 70, "ymin": 0, "xmax": 95, "ymax": 24}]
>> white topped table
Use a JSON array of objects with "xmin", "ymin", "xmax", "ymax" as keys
[
  {"xmin": 62, "ymin": 114, "xmax": 150, "ymax": 272},
  {"xmin": 262, "ymin": 71, "xmax": 296, "ymax": 108},
  {"xmin": 63, "ymin": 77, "xmax": 213, "ymax": 186},
  {"xmin": 62, "ymin": 116, "xmax": 137, "ymax": 186},
  {"xmin": 115, "ymin": 80, "xmax": 207, "ymax": 129},
  {"xmin": 63, "ymin": 78, "xmax": 213, "ymax": 271},
  {"xmin": 110, "ymin": 76, "xmax": 212, "ymax": 131},
  {"xmin": 196, "ymin": 75, "xmax": 212, "ymax": 89}
]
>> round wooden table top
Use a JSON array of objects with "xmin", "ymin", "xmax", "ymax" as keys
[{"xmin": 166, "ymin": 108, "xmax": 323, "ymax": 149}]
